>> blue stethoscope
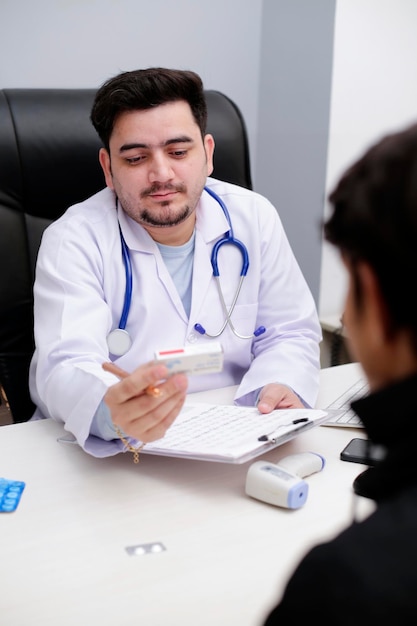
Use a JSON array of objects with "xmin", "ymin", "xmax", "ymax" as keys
[{"xmin": 106, "ymin": 186, "xmax": 266, "ymax": 356}]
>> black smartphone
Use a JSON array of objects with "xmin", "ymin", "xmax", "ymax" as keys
[{"xmin": 340, "ymin": 437, "xmax": 386, "ymax": 466}]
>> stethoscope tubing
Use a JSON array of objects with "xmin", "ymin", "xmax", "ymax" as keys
[
  {"xmin": 119, "ymin": 225, "xmax": 132, "ymax": 331},
  {"xmin": 108, "ymin": 186, "xmax": 265, "ymax": 354},
  {"xmin": 204, "ymin": 185, "xmax": 249, "ymax": 277}
]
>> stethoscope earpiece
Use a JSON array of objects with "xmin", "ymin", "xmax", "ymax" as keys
[{"xmin": 194, "ymin": 323, "xmax": 266, "ymax": 339}]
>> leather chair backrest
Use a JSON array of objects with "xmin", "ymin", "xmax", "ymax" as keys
[{"xmin": 0, "ymin": 88, "xmax": 252, "ymax": 422}]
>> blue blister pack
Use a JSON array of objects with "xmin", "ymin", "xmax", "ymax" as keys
[{"xmin": 0, "ymin": 477, "xmax": 26, "ymax": 512}]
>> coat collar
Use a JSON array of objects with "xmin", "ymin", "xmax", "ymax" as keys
[
  {"xmin": 351, "ymin": 373, "xmax": 417, "ymax": 446},
  {"xmin": 351, "ymin": 373, "xmax": 417, "ymax": 502}
]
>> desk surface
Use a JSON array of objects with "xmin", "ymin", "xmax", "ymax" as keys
[{"xmin": 0, "ymin": 363, "xmax": 367, "ymax": 626}]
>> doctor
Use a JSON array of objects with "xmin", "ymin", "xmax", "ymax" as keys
[{"xmin": 29, "ymin": 67, "xmax": 322, "ymax": 458}]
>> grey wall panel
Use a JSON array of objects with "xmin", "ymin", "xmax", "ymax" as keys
[{"xmin": 255, "ymin": 0, "xmax": 336, "ymax": 305}]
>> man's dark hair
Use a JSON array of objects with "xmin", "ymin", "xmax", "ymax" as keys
[
  {"xmin": 90, "ymin": 67, "xmax": 208, "ymax": 151},
  {"xmin": 324, "ymin": 122, "xmax": 417, "ymax": 350}
]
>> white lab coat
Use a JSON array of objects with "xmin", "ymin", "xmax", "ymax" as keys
[{"xmin": 29, "ymin": 177, "xmax": 322, "ymax": 456}]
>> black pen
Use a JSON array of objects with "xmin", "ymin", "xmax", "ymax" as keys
[{"xmin": 258, "ymin": 417, "xmax": 309, "ymax": 442}]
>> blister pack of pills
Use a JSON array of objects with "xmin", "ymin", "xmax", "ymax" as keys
[{"xmin": 0, "ymin": 477, "xmax": 25, "ymax": 512}]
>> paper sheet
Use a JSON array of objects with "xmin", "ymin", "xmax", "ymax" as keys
[{"xmin": 141, "ymin": 403, "xmax": 330, "ymax": 463}]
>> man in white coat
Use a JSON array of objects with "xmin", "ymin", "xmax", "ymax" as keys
[{"xmin": 29, "ymin": 68, "xmax": 322, "ymax": 458}]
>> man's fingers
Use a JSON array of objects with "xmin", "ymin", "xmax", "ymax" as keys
[
  {"xmin": 139, "ymin": 396, "xmax": 187, "ymax": 442},
  {"xmin": 257, "ymin": 383, "xmax": 304, "ymax": 413},
  {"xmin": 110, "ymin": 372, "xmax": 188, "ymax": 440}
]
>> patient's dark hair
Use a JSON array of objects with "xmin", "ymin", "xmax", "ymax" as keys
[
  {"xmin": 90, "ymin": 67, "xmax": 208, "ymax": 151},
  {"xmin": 324, "ymin": 122, "xmax": 417, "ymax": 350}
]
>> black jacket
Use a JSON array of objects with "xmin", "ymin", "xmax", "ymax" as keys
[{"xmin": 263, "ymin": 374, "xmax": 417, "ymax": 625}]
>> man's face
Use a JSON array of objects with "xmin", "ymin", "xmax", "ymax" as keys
[{"xmin": 99, "ymin": 100, "xmax": 215, "ymax": 244}]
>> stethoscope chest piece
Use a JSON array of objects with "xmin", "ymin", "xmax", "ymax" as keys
[{"xmin": 107, "ymin": 328, "xmax": 132, "ymax": 356}]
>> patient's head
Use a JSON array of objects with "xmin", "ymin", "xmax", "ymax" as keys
[{"xmin": 324, "ymin": 122, "xmax": 417, "ymax": 385}]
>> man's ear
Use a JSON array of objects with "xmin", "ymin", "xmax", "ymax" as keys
[
  {"xmin": 357, "ymin": 261, "xmax": 391, "ymax": 338},
  {"xmin": 204, "ymin": 134, "xmax": 215, "ymax": 176},
  {"xmin": 99, "ymin": 148, "xmax": 114, "ymax": 190}
]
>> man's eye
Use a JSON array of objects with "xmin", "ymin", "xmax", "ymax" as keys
[
  {"xmin": 126, "ymin": 155, "xmax": 144, "ymax": 164},
  {"xmin": 171, "ymin": 150, "xmax": 187, "ymax": 157}
]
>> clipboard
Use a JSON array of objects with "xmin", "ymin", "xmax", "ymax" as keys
[{"xmin": 140, "ymin": 403, "xmax": 333, "ymax": 464}]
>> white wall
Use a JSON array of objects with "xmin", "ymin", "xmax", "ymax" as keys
[
  {"xmin": 2, "ymin": 0, "xmax": 416, "ymax": 317},
  {"xmin": 0, "ymin": 0, "xmax": 263, "ymax": 171},
  {"xmin": 1, "ymin": 0, "xmax": 335, "ymax": 308},
  {"xmin": 319, "ymin": 0, "xmax": 417, "ymax": 317}
]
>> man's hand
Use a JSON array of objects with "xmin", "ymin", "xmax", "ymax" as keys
[
  {"xmin": 103, "ymin": 361, "xmax": 188, "ymax": 442},
  {"xmin": 257, "ymin": 383, "xmax": 305, "ymax": 413}
]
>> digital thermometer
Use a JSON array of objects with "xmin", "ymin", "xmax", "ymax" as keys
[{"xmin": 245, "ymin": 452, "xmax": 325, "ymax": 509}]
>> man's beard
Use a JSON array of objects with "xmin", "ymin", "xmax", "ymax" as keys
[
  {"xmin": 115, "ymin": 181, "xmax": 198, "ymax": 228},
  {"xmin": 138, "ymin": 203, "xmax": 192, "ymax": 228}
]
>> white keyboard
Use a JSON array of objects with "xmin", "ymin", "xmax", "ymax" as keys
[{"xmin": 322, "ymin": 377, "xmax": 368, "ymax": 428}]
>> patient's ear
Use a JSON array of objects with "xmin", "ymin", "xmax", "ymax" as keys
[{"xmin": 357, "ymin": 261, "xmax": 391, "ymax": 338}]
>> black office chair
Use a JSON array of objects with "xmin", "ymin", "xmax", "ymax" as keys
[{"xmin": 0, "ymin": 88, "xmax": 252, "ymax": 423}]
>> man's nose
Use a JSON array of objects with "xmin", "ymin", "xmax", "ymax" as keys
[{"xmin": 148, "ymin": 154, "xmax": 174, "ymax": 182}]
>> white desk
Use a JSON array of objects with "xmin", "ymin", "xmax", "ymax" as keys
[{"xmin": 0, "ymin": 363, "xmax": 366, "ymax": 626}]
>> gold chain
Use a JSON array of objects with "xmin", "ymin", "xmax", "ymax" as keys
[{"xmin": 114, "ymin": 425, "xmax": 145, "ymax": 464}]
